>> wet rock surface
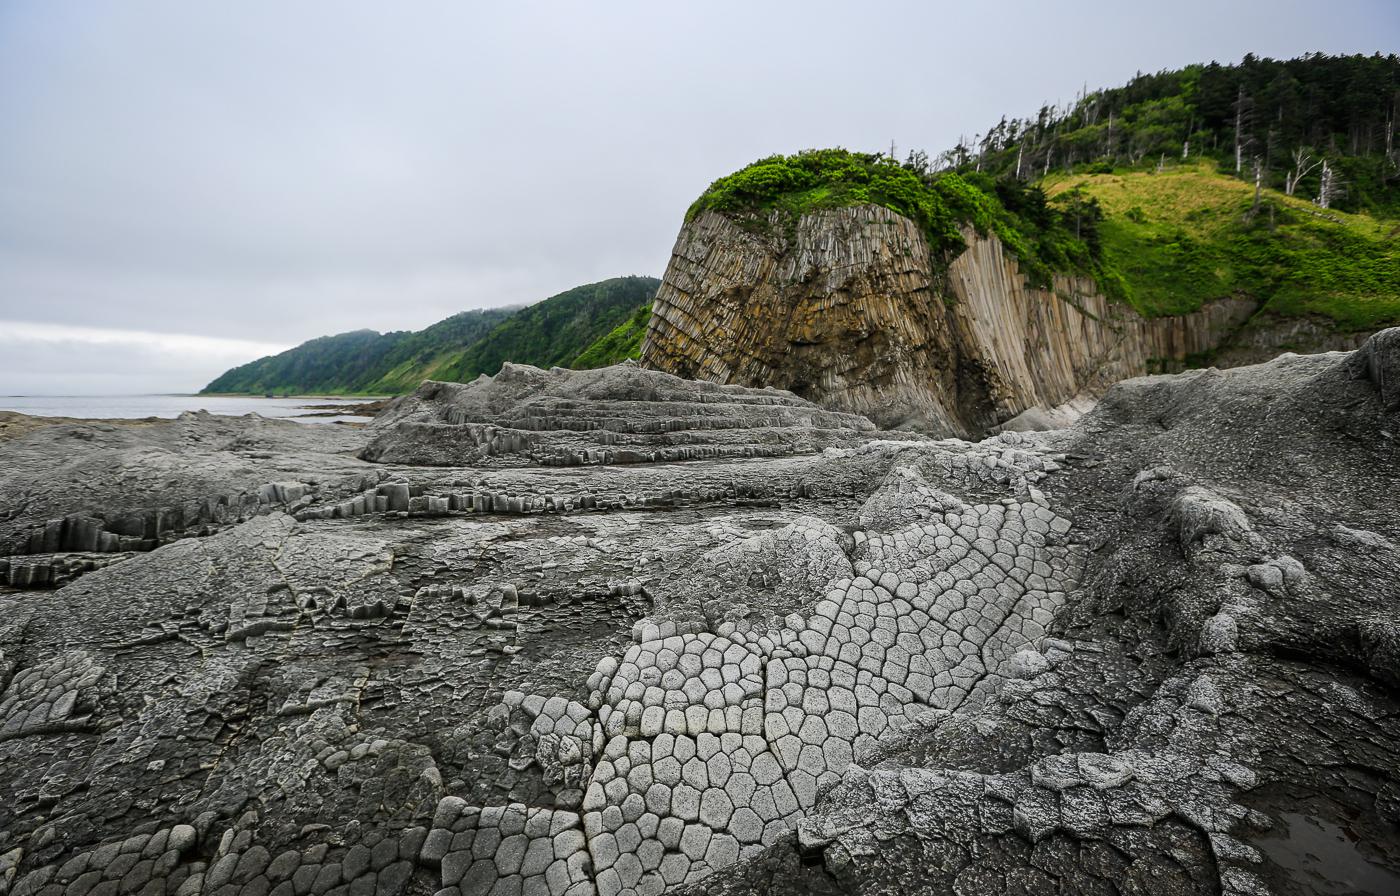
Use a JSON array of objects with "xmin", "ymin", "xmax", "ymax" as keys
[{"xmin": 1, "ymin": 337, "xmax": 1398, "ymax": 896}]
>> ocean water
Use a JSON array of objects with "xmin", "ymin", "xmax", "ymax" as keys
[{"xmin": 0, "ymin": 394, "xmax": 376, "ymax": 424}]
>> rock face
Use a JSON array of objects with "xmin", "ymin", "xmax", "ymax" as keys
[
  {"xmin": 0, "ymin": 411, "xmax": 375, "ymax": 562},
  {"xmin": 1, "ymin": 335, "xmax": 1398, "ymax": 896},
  {"xmin": 640, "ymin": 206, "xmax": 1256, "ymax": 434},
  {"xmin": 360, "ymin": 362, "xmax": 881, "ymax": 467},
  {"xmin": 1210, "ymin": 311, "xmax": 1374, "ymax": 368}
]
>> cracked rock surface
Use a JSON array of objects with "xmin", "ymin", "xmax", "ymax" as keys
[
  {"xmin": 2, "ymin": 335, "xmax": 1398, "ymax": 896},
  {"xmin": 360, "ymin": 363, "xmax": 881, "ymax": 468}
]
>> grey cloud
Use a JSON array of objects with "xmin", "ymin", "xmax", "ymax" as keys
[
  {"xmin": 0, "ymin": 322, "xmax": 289, "ymax": 395},
  {"xmin": 1, "ymin": 0, "xmax": 1395, "ymax": 392}
]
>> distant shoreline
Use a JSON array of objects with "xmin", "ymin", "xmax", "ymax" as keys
[
  {"xmin": 295, "ymin": 397, "xmax": 394, "ymax": 417},
  {"xmin": 195, "ymin": 392, "xmax": 396, "ymax": 400},
  {"xmin": 0, "ymin": 394, "xmax": 390, "ymax": 429},
  {"xmin": 1, "ymin": 393, "xmax": 394, "ymax": 400}
]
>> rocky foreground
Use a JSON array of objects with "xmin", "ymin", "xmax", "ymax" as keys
[{"xmin": 1, "ymin": 338, "xmax": 1398, "ymax": 896}]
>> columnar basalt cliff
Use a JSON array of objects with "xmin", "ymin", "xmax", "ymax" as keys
[
  {"xmin": 943, "ymin": 232, "xmax": 1256, "ymax": 433},
  {"xmin": 641, "ymin": 206, "xmax": 1256, "ymax": 434}
]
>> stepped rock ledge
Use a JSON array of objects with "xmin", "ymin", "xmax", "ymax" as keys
[
  {"xmin": 0, "ymin": 330, "xmax": 1398, "ymax": 896},
  {"xmin": 640, "ymin": 205, "xmax": 1257, "ymax": 434}
]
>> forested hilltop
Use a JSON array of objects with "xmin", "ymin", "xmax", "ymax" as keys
[
  {"xmin": 691, "ymin": 52, "xmax": 1398, "ymax": 331},
  {"xmin": 936, "ymin": 51, "xmax": 1399, "ymax": 328},
  {"xmin": 938, "ymin": 52, "xmax": 1398, "ymax": 215},
  {"xmin": 202, "ymin": 276, "xmax": 659, "ymax": 395}
]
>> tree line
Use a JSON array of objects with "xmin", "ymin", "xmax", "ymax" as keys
[{"xmin": 902, "ymin": 53, "xmax": 1400, "ymax": 216}]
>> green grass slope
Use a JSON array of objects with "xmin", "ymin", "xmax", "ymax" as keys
[
  {"xmin": 1045, "ymin": 162, "xmax": 1400, "ymax": 329},
  {"xmin": 572, "ymin": 303, "xmax": 653, "ymax": 368},
  {"xmin": 357, "ymin": 307, "xmax": 522, "ymax": 393},
  {"xmin": 202, "ymin": 276, "xmax": 659, "ymax": 395},
  {"xmin": 201, "ymin": 328, "xmax": 405, "ymax": 396},
  {"xmin": 202, "ymin": 308, "xmax": 515, "ymax": 395},
  {"xmin": 434, "ymin": 276, "xmax": 659, "ymax": 382}
]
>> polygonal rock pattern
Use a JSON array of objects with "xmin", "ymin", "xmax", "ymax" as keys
[
  {"xmin": 3, "ymin": 332, "xmax": 1400, "ymax": 896},
  {"xmin": 0, "ymin": 650, "xmax": 108, "ymax": 743},
  {"xmin": 510, "ymin": 467, "xmax": 1080, "ymax": 896},
  {"xmin": 423, "ymin": 798, "xmax": 593, "ymax": 896}
]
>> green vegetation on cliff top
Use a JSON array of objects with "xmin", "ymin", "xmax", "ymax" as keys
[
  {"xmin": 202, "ymin": 276, "xmax": 659, "ymax": 396},
  {"xmin": 687, "ymin": 149, "xmax": 1102, "ymax": 290},
  {"xmin": 688, "ymin": 53, "xmax": 1398, "ymax": 330}
]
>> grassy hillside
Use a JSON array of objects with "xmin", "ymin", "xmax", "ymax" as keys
[
  {"xmin": 200, "ymin": 328, "xmax": 395, "ymax": 395},
  {"xmin": 203, "ymin": 308, "xmax": 515, "ymax": 396},
  {"xmin": 358, "ymin": 307, "xmax": 522, "ymax": 393},
  {"xmin": 202, "ymin": 276, "xmax": 659, "ymax": 395},
  {"xmin": 687, "ymin": 54, "xmax": 1399, "ymax": 335},
  {"xmin": 433, "ymin": 276, "xmax": 658, "ymax": 382},
  {"xmin": 572, "ymin": 303, "xmax": 652, "ymax": 368},
  {"xmin": 1044, "ymin": 162, "xmax": 1399, "ymax": 328},
  {"xmin": 961, "ymin": 53, "xmax": 1399, "ymax": 217}
]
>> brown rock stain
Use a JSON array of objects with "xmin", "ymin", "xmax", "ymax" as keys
[{"xmin": 642, "ymin": 205, "xmax": 1258, "ymax": 435}]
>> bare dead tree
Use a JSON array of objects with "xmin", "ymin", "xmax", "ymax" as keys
[
  {"xmin": 1078, "ymin": 83, "xmax": 1096, "ymax": 126},
  {"xmin": 1386, "ymin": 94, "xmax": 1398, "ymax": 188},
  {"xmin": 1388, "ymin": 93, "xmax": 1396, "ymax": 158},
  {"xmin": 1249, "ymin": 155, "xmax": 1265, "ymax": 218},
  {"xmin": 1286, "ymin": 146, "xmax": 1322, "ymax": 196},
  {"xmin": 1386, "ymin": 92, "xmax": 1397, "ymax": 174},
  {"xmin": 1316, "ymin": 159, "xmax": 1344, "ymax": 209},
  {"xmin": 1233, "ymin": 85, "xmax": 1255, "ymax": 174}
]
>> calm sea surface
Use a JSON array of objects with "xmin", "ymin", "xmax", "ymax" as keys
[{"xmin": 0, "ymin": 394, "xmax": 375, "ymax": 424}]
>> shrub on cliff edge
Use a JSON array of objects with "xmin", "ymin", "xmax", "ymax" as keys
[{"xmin": 686, "ymin": 148, "xmax": 1102, "ymax": 289}]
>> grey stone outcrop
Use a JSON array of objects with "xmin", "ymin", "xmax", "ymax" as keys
[
  {"xmin": 1, "ymin": 331, "xmax": 1397, "ymax": 896},
  {"xmin": 640, "ymin": 206, "xmax": 1260, "ymax": 434}
]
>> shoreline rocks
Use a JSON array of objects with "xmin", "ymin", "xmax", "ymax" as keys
[{"xmin": 0, "ymin": 334, "xmax": 1397, "ymax": 896}]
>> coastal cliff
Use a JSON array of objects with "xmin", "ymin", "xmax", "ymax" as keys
[
  {"xmin": 2, "ymin": 331, "xmax": 1398, "ymax": 896},
  {"xmin": 641, "ymin": 207, "xmax": 960, "ymax": 431},
  {"xmin": 641, "ymin": 205, "xmax": 1256, "ymax": 434}
]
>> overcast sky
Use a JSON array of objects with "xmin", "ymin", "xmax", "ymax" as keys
[{"xmin": 2, "ymin": 1, "xmax": 1396, "ymax": 394}]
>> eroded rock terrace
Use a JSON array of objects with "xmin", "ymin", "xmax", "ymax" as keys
[{"xmin": 1, "ymin": 333, "xmax": 1398, "ymax": 896}]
